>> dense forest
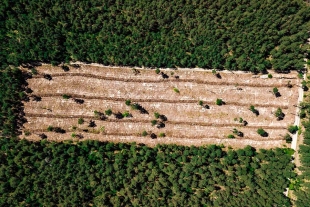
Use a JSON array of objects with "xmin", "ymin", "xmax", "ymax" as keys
[
  {"xmin": 0, "ymin": 1, "xmax": 309, "ymax": 206},
  {"xmin": 293, "ymin": 87, "xmax": 310, "ymax": 206},
  {"xmin": 0, "ymin": 66, "xmax": 27, "ymax": 137},
  {"xmin": 0, "ymin": 138, "xmax": 295, "ymax": 206},
  {"xmin": 0, "ymin": 0, "xmax": 309, "ymax": 71}
]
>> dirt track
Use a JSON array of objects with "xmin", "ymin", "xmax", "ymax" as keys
[{"xmin": 21, "ymin": 64, "xmax": 300, "ymax": 148}]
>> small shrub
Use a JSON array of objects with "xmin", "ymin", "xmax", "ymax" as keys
[
  {"xmin": 173, "ymin": 88, "xmax": 180, "ymax": 93},
  {"xmin": 216, "ymin": 99, "xmax": 223, "ymax": 106},
  {"xmin": 198, "ymin": 100, "xmax": 203, "ymax": 106},
  {"xmin": 227, "ymin": 134, "xmax": 235, "ymax": 139},
  {"xmin": 286, "ymin": 81, "xmax": 293, "ymax": 88},
  {"xmin": 142, "ymin": 130, "xmax": 148, "ymax": 136},
  {"xmin": 47, "ymin": 126, "xmax": 54, "ymax": 132},
  {"xmin": 94, "ymin": 110, "xmax": 99, "ymax": 116},
  {"xmin": 24, "ymin": 131, "xmax": 31, "ymax": 136},
  {"xmin": 125, "ymin": 100, "xmax": 131, "ymax": 106},
  {"xmin": 62, "ymin": 94, "xmax": 71, "ymax": 99},
  {"xmin": 155, "ymin": 68, "xmax": 160, "ymax": 74},
  {"xmin": 100, "ymin": 126, "xmax": 105, "ymax": 132},
  {"xmin": 31, "ymin": 68, "xmax": 38, "ymax": 75},
  {"xmin": 105, "ymin": 109, "xmax": 113, "ymax": 116},
  {"xmin": 298, "ymin": 73, "xmax": 303, "ymax": 79},
  {"xmin": 302, "ymin": 80, "xmax": 308, "ymax": 91},
  {"xmin": 275, "ymin": 108, "xmax": 284, "ymax": 120},
  {"xmin": 122, "ymin": 111, "xmax": 131, "ymax": 117},
  {"xmin": 212, "ymin": 69, "xmax": 216, "ymax": 75},
  {"xmin": 72, "ymin": 126, "xmax": 77, "ymax": 130},
  {"xmin": 268, "ymin": 74, "xmax": 272, "ymax": 78},
  {"xmin": 130, "ymin": 103, "xmax": 140, "ymax": 110},
  {"xmin": 288, "ymin": 125, "xmax": 299, "ymax": 134},
  {"xmin": 239, "ymin": 118, "xmax": 243, "ymax": 123},
  {"xmin": 78, "ymin": 118, "xmax": 84, "ymax": 125},
  {"xmin": 151, "ymin": 120, "xmax": 157, "ymax": 126},
  {"xmin": 300, "ymin": 110, "xmax": 306, "ymax": 119},
  {"xmin": 159, "ymin": 133, "xmax": 166, "ymax": 137},
  {"xmin": 249, "ymin": 105, "xmax": 259, "ymax": 116},
  {"xmin": 71, "ymin": 133, "xmax": 76, "ymax": 138},
  {"xmin": 154, "ymin": 112, "xmax": 160, "ymax": 119},
  {"xmin": 234, "ymin": 118, "xmax": 238, "ymax": 121},
  {"xmin": 272, "ymin": 87, "xmax": 280, "ymax": 97},
  {"xmin": 257, "ymin": 128, "xmax": 268, "ymax": 137},
  {"xmin": 284, "ymin": 133, "xmax": 292, "ymax": 143}
]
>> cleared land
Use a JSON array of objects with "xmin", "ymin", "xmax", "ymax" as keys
[{"xmin": 21, "ymin": 64, "xmax": 301, "ymax": 148}]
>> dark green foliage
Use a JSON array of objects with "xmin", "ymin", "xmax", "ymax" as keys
[
  {"xmin": 151, "ymin": 120, "xmax": 157, "ymax": 126},
  {"xmin": 268, "ymin": 74, "xmax": 273, "ymax": 79},
  {"xmin": 1, "ymin": 0, "xmax": 309, "ymax": 71},
  {"xmin": 0, "ymin": 139, "xmax": 294, "ymax": 206},
  {"xmin": 142, "ymin": 130, "xmax": 148, "ymax": 136},
  {"xmin": 275, "ymin": 108, "xmax": 285, "ymax": 120},
  {"xmin": 227, "ymin": 134, "xmax": 235, "ymax": 139},
  {"xmin": 284, "ymin": 133, "xmax": 292, "ymax": 143},
  {"xmin": 125, "ymin": 100, "xmax": 131, "ymax": 106},
  {"xmin": 105, "ymin": 109, "xmax": 113, "ymax": 116},
  {"xmin": 198, "ymin": 100, "xmax": 203, "ymax": 106},
  {"xmin": 155, "ymin": 68, "xmax": 160, "ymax": 74},
  {"xmin": 288, "ymin": 125, "xmax": 299, "ymax": 134},
  {"xmin": 158, "ymin": 133, "xmax": 165, "ymax": 137},
  {"xmin": 216, "ymin": 99, "xmax": 223, "ymax": 106},
  {"xmin": 154, "ymin": 112, "xmax": 160, "ymax": 119},
  {"xmin": 249, "ymin": 105, "xmax": 259, "ymax": 116},
  {"xmin": 78, "ymin": 118, "xmax": 84, "ymax": 125},
  {"xmin": 294, "ymin": 85, "xmax": 310, "ymax": 206},
  {"xmin": 47, "ymin": 126, "xmax": 54, "ymax": 132},
  {"xmin": 257, "ymin": 128, "xmax": 268, "ymax": 137},
  {"xmin": 62, "ymin": 94, "xmax": 71, "ymax": 99},
  {"xmin": 0, "ymin": 67, "xmax": 27, "ymax": 137}
]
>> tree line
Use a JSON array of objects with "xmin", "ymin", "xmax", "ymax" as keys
[
  {"xmin": 0, "ymin": 0, "xmax": 309, "ymax": 72},
  {"xmin": 0, "ymin": 138, "xmax": 295, "ymax": 206}
]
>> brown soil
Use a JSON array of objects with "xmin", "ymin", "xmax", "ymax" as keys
[{"xmin": 21, "ymin": 64, "xmax": 300, "ymax": 149}]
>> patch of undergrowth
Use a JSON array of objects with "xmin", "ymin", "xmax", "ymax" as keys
[{"xmin": 0, "ymin": 138, "xmax": 294, "ymax": 206}]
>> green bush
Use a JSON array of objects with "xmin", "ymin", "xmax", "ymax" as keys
[
  {"xmin": 284, "ymin": 133, "xmax": 292, "ymax": 143},
  {"xmin": 268, "ymin": 74, "xmax": 272, "ymax": 78},
  {"xmin": 227, "ymin": 134, "xmax": 235, "ymax": 139},
  {"xmin": 71, "ymin": 133, "xmax": 76, "ymax": 138},
  {"xmin": 159, "ymin": 133, "xmax": 166, "ymax": 137},
  {"xmin": 155, "ymin": 68, "xmax": 160, "ymax": 74},
  {"xmin": 105, "ymin": 109, "xmax": 113, "ymax": 116},
  {"xmin": 198, "ymin": 100, "xmax": 203, "ymax": 106},
  {"xmin": 151, "ymin": 120, "xmax": 157, "ymax": 126},
  {"xmin": 62, "ymin": 94, "xmax": 71, "ymax": 99},
  {"xmin": 47, "ymin": 126, "xmax": 54, "ymax": 131},
  {"xmin": 288, "ymin": 125, "xmax": 299, "ymax": 134},
  {"xmin": 154, "ymin": 112, "xmax": 160, "ymax": 119},
  {"xmin": 122, "ymin": 111, "xmax": 130, "ymax": 117},
  {"xmin": 78, "ymin": 118, "xmax": 84, "ymax": 125},
  {"xmin": 142, "ymin": 130, "xmax": 148, "ymax": 136},
  {"xmin": 257, "ymin": 128, "xmax": 268, "ymax": 137},
  {"xmin": 216, "ymin": 99, "xmax": 223, "ymax": 106},
  {"xmin": 173, "ymin": 88, "xmax": 180, "ymax": 93},
  {"xmin": 125, "ymin": 100, "xmax": 131, "ymax": 106}
]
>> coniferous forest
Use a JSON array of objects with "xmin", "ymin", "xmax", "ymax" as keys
[
  {"xmin": 0, "ymin": 139, "xmax": 295, "ymax": 206},
  {"xmin": 0, "ymin": 0, "xmax": 309, "ymax": 71},
  {"xmin": 0, "ymin": 0, "xmax": 310, "ymax": 206}
]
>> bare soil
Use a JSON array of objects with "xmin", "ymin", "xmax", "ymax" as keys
[{"xmin": 21, "ymin": 64, "xmax": 301, "ymax": 149}]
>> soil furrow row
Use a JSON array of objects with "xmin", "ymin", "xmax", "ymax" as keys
[
  {"xmin": 25, "ymin": 113, "xmax": 286, "ymax": 129},
  {"xmin": 27, "ymin": 129, "xmax": 284, "ymax": 141},
  {"xmin": 32, "ymin": 93, "xmax": 289, "ymax": 109},
  {"xmin": 32, "ymin": 73, "xmax": 288, "ymax": 88}
]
